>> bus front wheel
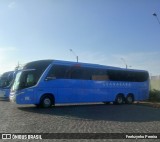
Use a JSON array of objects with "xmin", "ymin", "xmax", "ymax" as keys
[{"xmin": 40, "ymin": 95, "xmax": 53, "ymax": 108}]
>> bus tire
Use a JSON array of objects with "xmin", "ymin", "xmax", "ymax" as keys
[
  {"xmin": 125, "ymin": 94, "xmax": 134, "ymax": 104},
  {"xmin": 115, "ymin": 94, "xmax": 124, "ymax": 105},
  {"xmin": 40, "ymin": 95, "xmax": 53, "ymax": 108}
]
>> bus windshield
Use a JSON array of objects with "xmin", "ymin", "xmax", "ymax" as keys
[
  {"xmin": 0, "ymin": 72, "xmax": 14, "ymax": 88},
  {"xmin": 12, "ymin": 60, "xmax": 53, "ymax": 91},
  {"xmin": 12, "ymin": 70, "xmax": 39, "ymax": 91}
]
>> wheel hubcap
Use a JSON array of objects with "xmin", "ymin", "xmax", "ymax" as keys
[
  {"xmin": 117, "ymin": 97, "xmax": 123, "ymax": 104},
  {"xmin": 127, "ymin": 96, "xmax": 133, "ymax": 103},
  {"xmin": 44, "ymin": 98, "xmax": 51, "ymax": 107}
]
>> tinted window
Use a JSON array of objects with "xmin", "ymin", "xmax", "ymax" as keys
[
  {"xmin": 46, "ymin": 65, "xmax": 71, "ymax": 79},
  {"xmin": 70, "ymin": 67, "xmax": 109, "ymax": 80},
  {"xmin": 107, "ymin": 69, "xmax": 148, "ymax": 82},
  {"xmin": 46, "ymin": 65, "xmax": 148, "ymax": 82},
  {"xmin": 91, "ymin": 68, "xmax": 109, "ymax": 81},
  {"xmin": 70, "ymin": 68, "xmax": 83, "ymax": 79},
  {"xmin": 46, "ymin": 65, "xmax": 109, "ymax": 80}
]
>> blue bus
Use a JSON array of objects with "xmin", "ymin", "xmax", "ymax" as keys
[
  {"xmin": 10, "ymin": 60, "xmax": 149, "ymax": 108},
  {"xmin": 0, "ymin": 71, "xmax": 16, "ymax": 100}
]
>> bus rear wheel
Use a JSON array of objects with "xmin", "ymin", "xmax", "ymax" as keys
[
  {"xmin": 125, "ymin": 94, "xmax": 134, "ymax": 104},
  {"xmin": 115, "ymin": 94, "xmax": 124, "ymax": 105},
  {"xmin": 40, "ymin": 95, "xmax": 53, "ymax": 108}
]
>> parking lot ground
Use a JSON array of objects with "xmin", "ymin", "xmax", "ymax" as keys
[{"xmin": 0, "ymin": 101, "xmax": 160, "ymax": 141}]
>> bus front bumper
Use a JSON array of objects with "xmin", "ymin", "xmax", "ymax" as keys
[
  {"xmin": 9, "ymin": 94, "xmax": 16, "ymax": 103},
  {"xmin": 0, "ymin": 90, "xmax": 9, "ymax": 100}
]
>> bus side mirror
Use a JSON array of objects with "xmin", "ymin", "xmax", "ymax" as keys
[{"xmin": 45, "ymin": 76, "xmax": 56, "ymax": 81}]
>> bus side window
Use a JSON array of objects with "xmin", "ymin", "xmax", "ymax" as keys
[
  {"xmin": 92, "ymin": 75, "xmax": 109, "ymax": 81},
  {"xmin": 92, "ymin": 69, "xmax": 109, "ymax": 81},
  {"xmin": 82, "ymin": 68, "xmax": 92, "ymax": 80},
  {"xmin": 69, "ymin": 67, "xmax": 93, "ymax": 80},
  {"xmin": 55, "ymin": 66, "xmax": 70, "ymax": 79},
  {"xmin": 46, "ymin": 65, "xmax": 71, "ymax": 80},
  {"xmin": 70, "ymin": 68, "xmax": 82, "ymax": 79},
  {"xmin": 45, "ymin": 66, "xmax": 56, "ymax": 80}
]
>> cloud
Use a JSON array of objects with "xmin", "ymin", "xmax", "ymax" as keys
[{"xmin": 8, "ymin": 1, "xmax": 16, "ymax": 9}]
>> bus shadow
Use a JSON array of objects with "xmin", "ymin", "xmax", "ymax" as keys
[{"xmin": 18, "ymin": 104, "xmax": 160, "ymax": 122}]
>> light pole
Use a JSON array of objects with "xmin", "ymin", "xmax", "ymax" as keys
[
  {"xmin": 15, "ymin": 62, "xmax": 20, "ymax": 71},
  {"xmin": 153, "ymin": 13, "xmax": 160, "ymax": 25},
  {"xmin": 69, "ymin": 49, "xmax": 78, "ymax": 62},
  {"xmin": 15, "ymin": 62, "xmax": 23, "ymax": 70},
  {"xmin": 121, "ymin": 58, "xmax": 128, "ymax": 69}
]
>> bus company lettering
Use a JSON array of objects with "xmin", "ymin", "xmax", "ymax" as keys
[
  {"xmin": 12, "ymin": 134, "xmax": 42, "ymax": 140},
  {"xmin": 103, "ymin": 82, "xmax": 131, "ymax": 87}
]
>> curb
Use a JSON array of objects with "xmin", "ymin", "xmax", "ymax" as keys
[{"xmin": 135, "ymin": 101, "xmax": 160, "ymax": 108}]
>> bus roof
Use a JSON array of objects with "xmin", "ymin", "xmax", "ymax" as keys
[
  {"xmin": 53, "ymin": 60, "xmax": 121, "ymax": 69},
  {"xmin": 0, "ymin": 71, "xmax": 14, "ymax": 78},
  {"xmin": 23, "ymin": 59, "xmax": 148, "ymax": 73}
]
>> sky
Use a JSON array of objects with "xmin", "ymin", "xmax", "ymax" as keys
[{"xmin": 0, "ymin": 0, "xmax": 160, "ymax": 75}]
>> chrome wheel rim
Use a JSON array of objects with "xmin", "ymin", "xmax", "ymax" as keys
[
  {"xmin": 43, "ymin": 98, "xmax": 51, "ymax": 107},
  {"xmin": 117, "ymin": 97, "xmax": 123, "ymax": 104},
  {"xmin": 127, "ymin": 96, "xmax": 133, "ymax": 103}
]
